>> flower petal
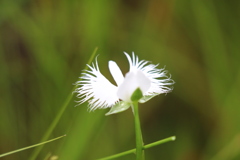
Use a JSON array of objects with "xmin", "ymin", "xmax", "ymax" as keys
[
  {"xmin": 117, "ymin": 70, "xmax": 151, "ymax": 102},
  {"xmin": 108, "ymin": 61, "xmax": 124, "ymax": 86},
  {"xmin": 75, "ymin": 60, "xmax": 119, "ymax": 111},
  {"xmin": 141, "ymin": 65, "xmax": 174, "ymax": 95},
  {"xmin": 124, "ymin": 52, "xmax": 149, "ymax": 72},
  {"xmin": 124, "ymin": 52, "xmax": 174, "ymax": 96}
]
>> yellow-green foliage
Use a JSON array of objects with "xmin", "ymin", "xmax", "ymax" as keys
[{"xmin": 0, "ymin": 0, "xmax": 239, "ymax": 159}]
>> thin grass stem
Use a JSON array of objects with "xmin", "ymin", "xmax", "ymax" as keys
[
  {"xmin": 0, "ymin": 135, "xmax": 66, "ymax": 158},
  {"xmin": 29, "ymin": 47, "xmax": 98, "ymax": 160}
]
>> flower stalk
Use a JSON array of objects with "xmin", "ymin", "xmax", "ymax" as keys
[{"xmin": 132, "ymin": 101, "xmax": 145, "ymax": 160}]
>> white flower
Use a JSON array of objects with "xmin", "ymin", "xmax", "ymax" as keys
[{"xmin": 75, "ymin": 52, "xmax": 174, "ymax": 113}]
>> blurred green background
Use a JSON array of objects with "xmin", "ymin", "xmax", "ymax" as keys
[{"xmin": 1, "ymin": 0, "xmax": 240, "ymax": 159}]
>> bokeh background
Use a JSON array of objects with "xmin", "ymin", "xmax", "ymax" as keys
[{"xmin": 1, "ymin": 0, "xmax": 240, "ymax": 159}]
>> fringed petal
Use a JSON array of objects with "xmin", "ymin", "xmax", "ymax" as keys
[
  {"xmin": 75, "ymin": 60, "xmax": 119, "ymax": 111},
  {"xmin": 124, "ymin": 52, "xmax": 174, "ymax": 97}
]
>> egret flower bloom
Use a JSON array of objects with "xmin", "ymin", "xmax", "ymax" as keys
[{"xmin": 75, "ymin": 52, "xmax": 174, "ymax": 114}]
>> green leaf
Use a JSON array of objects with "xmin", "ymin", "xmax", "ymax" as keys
[
  {"xmin": 105, "ymin": 101, "xmax": 131, "ymax": 116},
  {"xmin": 139, "ymin": 94, "xmax": 158, "ymax": 103},
  {"xmin": 131, "ymin": 88, "xmax": 143, "ymax": 102}
]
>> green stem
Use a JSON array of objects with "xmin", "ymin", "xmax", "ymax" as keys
[
  {"xmin": 97, "ymin": 136, "xmax": 176, "ymax": 160},
  {"xmin": 0, "ymin": 135, "xmax": 66, "ymax": 158},
  {"xmin": 132, "ymin": 102, "xmax": 144, "ymax": 160}
]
